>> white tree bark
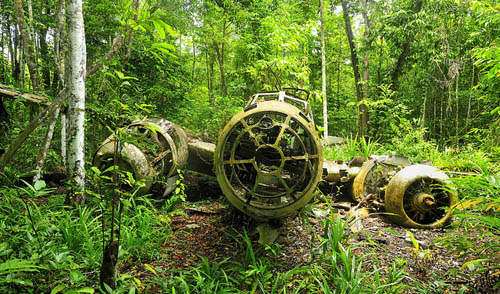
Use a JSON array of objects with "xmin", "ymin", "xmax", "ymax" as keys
[
  {"xmin": 67, "ymin": 0, "xmax": 86, "ymax": 194},
  {"xmin": 55, "ymin": 0, "xmax": 67, "ymax": 169},
  {"xmin": 61, "ymin": 111, "xmax": 67, "ymax": 168},
  {"xmin": 320, "ymin": 0, "xmax": 328, "ymax": 140},
  {"xmin": 33, "ymin": 107, "xmax": 60, "ymax": 183}
]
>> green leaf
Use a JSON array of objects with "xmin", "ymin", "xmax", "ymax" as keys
[
  {"xmin": 490, "ymin": 106, "xmax": 500, "ymax": 115},
  {"xmin": 34, "ymin": 180, "xmax": 46, "ymax": 191},
  {"xmin": 70, "ymin": 270, "xmax": 84, "ymax": 284},
  {"xmin": 122, "ymin": 0, "xmax": 132, "ymax": 9},
  {"xmin": 144, "ymin": 263, "xmax": 158, "ymax": 276},
  {"xmin": 51, "ymin": 284, "xmax": 66, "ymax": 294},
  {"xmin": 77, "ymin": 287, "xmax": 95, "ymax": 293},
  {"xmin": 152, "ymin": 19, "xmax": 166, "ymax": 39}
]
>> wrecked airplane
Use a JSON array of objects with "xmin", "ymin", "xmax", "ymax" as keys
[{"xmin": 93, "ymin": 89, "xmax": 456, "ymax": 230}]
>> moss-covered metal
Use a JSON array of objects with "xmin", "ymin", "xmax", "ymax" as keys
[
  {"xmin": 92, "ymin": 118, "xmax": 188, "ymax": 195},
  {"xmin": 214, "ymin": 96, "xmax": 323, "ymax": 221}
]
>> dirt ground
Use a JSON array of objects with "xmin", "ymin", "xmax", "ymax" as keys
[{"xmin": 119, "ymin": 191, "xmax": 499, "ymax": 293}]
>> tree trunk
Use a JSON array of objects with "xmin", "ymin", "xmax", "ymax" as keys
[
  {"xmin": 55, "ymin": 0, "xmax": 67, "ymax": 169},
  {"xmin": 360, "ymin": 0, "xmax": 371, "ymax": 136},
  {"xmin": 214, "ymin": 38, "xmax": 227, "ymax": 97},
  {"xmin": 0, "ymin": 96, "xmax": 9, "ymax": 134},
  {"xmin": 0, "ymin": 88, "xmax": 68, "ymax": 172},
  {"xmin": 192, "ymin": 37, "xmax": 196, "ymax": 81},
  {"xmin": 9, "ymin": 26, "xmax": 20, "ymax": 84},
  {"xmin": 391, "ymin": 0, "xmax": 423, "ymax": 90},
  {"xmin": 0, "ymin": 5, "xmax": 5, "ymax": 84},
  {"xmin": 320, "ymin": 0, "xmax": 328, "ymax": 140},
  {"xmin": 61, "ymin": 108, "xmax": 67, "ymax": 168},
  {"xmin": 39, "ymin": 26, "xmax": 51, "ymax": 88},
  {"xmin": 66, "ymin": 0, "xmax": 86, "ymax": 199},
  {"xmin": 13, "ymin": 0, "xmax": 41, "ymax": 91},
  {"xmin": 341, "ymin": 0, "xmax": 366, "ymax": 138},
  {"xmin": 55, "ymin": 0, "xmax": 66, "ymax": 83},
  {"xmin": 33, "ymin": 107, "xmax": 60, "ymax": 183},
  {"xmin": 455, "ymin": 70, "xmax": 459, "ymax": 146},
  {"xmin": 207, "ymin": 43, "xmax": 215, "ymax": 106},
  {"xmin": 465, "ymin": 62, "xmax": 474, "ymax": 132},
  {"xmin": 421, "ymin": 89, "xmax": 426, "ymax": 129}
]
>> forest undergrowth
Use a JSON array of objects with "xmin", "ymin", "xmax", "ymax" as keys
[{"xmin": 1, "ymin": 131, "xmax": 499, "ymax": 294}]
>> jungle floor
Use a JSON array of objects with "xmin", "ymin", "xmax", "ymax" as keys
[{"xmin": 116, "ymin": 186, "xmax": 500, "ymax": 294}]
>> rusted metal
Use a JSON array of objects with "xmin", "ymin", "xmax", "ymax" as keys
[
  {"xmin": 384, "ymin": 164, "xmax": 456, "ymax": 229},
  {"xmin": 214, "ymin": 90, "xmax": 323, "ymax": 221},
  {"xmin": 90, "ymin": 90, "xmax": 457, "ymax": 230},
  {"xmin": 349, "ymin": 155, "xmax": 455, "ymax": 228},
  {"xmin": 93, "ymin": 118, "xmax": 188, "ymax": 195},
  {"xmin": 322, "ymin": 160, "xmax": 360, "ymax": 183},
  {"xmin": 187, "ymin": 139, "xmax": 216, "ymax": 177}
]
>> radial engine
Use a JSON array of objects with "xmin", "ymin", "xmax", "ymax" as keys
[{"xmin": 214, "ymin": 89, "xmax": 324, "ymax": 221}]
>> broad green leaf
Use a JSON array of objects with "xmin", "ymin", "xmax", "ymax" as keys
[
  {"xmin": 77, "ymin": 287, "xmax": 95, "ymax": 293},
  {"xmin": 152, "ymin": 19, "xmax": 166, "ymax": 39},
  {"xmin": 34, "ymin": 180, "xmax": 46, "ymax": 191},
  {"xmin": 51, "ymin": 284, "xmax": 66, "ymax": 294}
]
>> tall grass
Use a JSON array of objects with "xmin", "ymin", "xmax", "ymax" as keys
[
  {"xmin": 324, "ymin": 135, "xmax": 383, "ymax": 161},
  {"xmin": 439, "ymin": 165, "xmax": 500, "ymax": 291}
]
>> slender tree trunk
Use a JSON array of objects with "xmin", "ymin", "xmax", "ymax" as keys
[
  {"xmin": 336, "ymin": 27, "xmax": 342, "ymax": 110},
  {"xmin": 360, "ymin": 0, "xmax": 371, "ymax": 136},
  {"xmin": 13, "ymin": 0, "xmax": 41, "ymax": 91},
  {"xmin": 61, "ymin": 109, "xmax": 67, "ymax": 167},
  {"xmin": 33, "ymin": 107, "xmax": 60, "ymax": 183},
  {"xmin": 40, "ymin": 28, "xmax": 51, "ymax": 88},
  {"xmin": 214, "ymin": 27, "xmax": 227, "ymax": 98},
  {"xmin": 27, "ymin": 0, "xmax": 37, "ymax": 67},
  {"xmin": 433, "ymin": 85, "xmax": 436, "ymax": 137},
  {"xmin": 377, "ymin": 37, "xmax": 383, "ymax": 84},
  {"xmin": 421, "ymin": 89, "xmax": 427, "ymax": 129},
  {"xmin": 66, "ymin": 0, "xmax": 86, "ymax": 198},
  {"xmin": 440, "ymin": 92, "xmax": 443, "ymax": 138},
  {"xmin": 55, "ymin": 0, "xmax": 67, "ymax": 169},
  {"xmin": 192, "ymin": 37, "xmax": 196, "ymax": 81},
  {"xmin": 341, "ymin": 0, "xmax": 366, "ymax": 138},
  {"xmin": 465, "ymin": 62, "xmax": 474, "ymax": 132},
  {"xmin": 207, "ymin": 44, "xmax": 215, "ymax": 106},
  {"xmin": 320, "ymin": 0, "xmax": 328, "ymax": 140},
  {"xmin": 0, "ymin": 7, "xmax": 4, "ymax": 84},
  {"xmin": 455, "ymin": 70, "xmax": 459, "ymax": 146},
  {"xmin": 0, "ymin": 88, "xmax": 68, "ymax": 172},
  {"xmin": 7, "ymin": 25, "xmax": 17, "ymax": 82},
  {"xmin": 18, "ymin": 32, "xmax": 25, "ymax": 89},
  {"xmin": 11, "ymin": 26, "xmax": 22, "ymax": 86},
  {"xmin": 391, "ymin": 0, "xmax": 423, "ymax": 90}
]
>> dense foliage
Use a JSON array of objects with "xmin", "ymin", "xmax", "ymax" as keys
[{"xmin": 0, "ymin": 0, "xmax": 499, "ymax": 293}]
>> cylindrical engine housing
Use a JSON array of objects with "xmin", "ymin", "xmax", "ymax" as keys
[
  {"xmin": 92, "ymin": 118, "xmax": 188, "ymax": 195},
  {"xmin": 214, "ymin": 100, "xmax": 323, "ymax": 220}
]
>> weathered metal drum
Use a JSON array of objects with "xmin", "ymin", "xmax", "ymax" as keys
[{"xmin": 214, "ymin": 100, "xmax": 323, "ymax": 221}]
